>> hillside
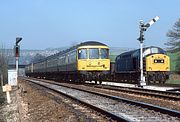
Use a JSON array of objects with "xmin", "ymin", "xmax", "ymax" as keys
[
  {"xmin": 7, "ymin": 47, "xmax": 131, "ymax": 65},
  {"xmin": 6, "ymin": 47, "xmax": 66, "ymax": 65}
]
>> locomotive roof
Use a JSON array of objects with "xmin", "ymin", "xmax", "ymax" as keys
[
  {"xmin": 117, "ymin": 46, "xmax": 165, "ymax": 57},
  {"xmin": 30, "ymin": 41, "xmax": 107, "ymax": 64}
]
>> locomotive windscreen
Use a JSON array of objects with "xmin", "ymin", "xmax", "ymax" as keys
[
  {"xmin": 89, "ymin": 48, "xmax": 99, "ymax": 59},
  {"xmin": 78, "ymin": 48, "xmax": 109, "ymax": 59},
  {"xmin": 100, "ymin": 48, "xmax": 109, "ymax": 59},
  {"xmin": 143, "ymin": 47, "xmax": 166, "ymax": 57}
]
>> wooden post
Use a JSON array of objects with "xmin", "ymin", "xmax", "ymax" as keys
[
  {"xmin": 2, "ymin": 84, "xmax": 12, "ymax": 103},
  {"xmin": 6, "ymin": 91, "xmax": 11, "ymax": 103}
]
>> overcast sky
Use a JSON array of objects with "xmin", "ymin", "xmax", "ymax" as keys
[{"xmin": 0, "ymin": 0, "xmax": 179, "ymax": 49}]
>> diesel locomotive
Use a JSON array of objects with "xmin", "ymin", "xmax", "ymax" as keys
[
  {"xmin": 110, "ymin": 46, "xmax": 170, "ymax": 84},
  {"xmin": 25, "ymin": 41, "xmax": 110, "ymax": 84}
]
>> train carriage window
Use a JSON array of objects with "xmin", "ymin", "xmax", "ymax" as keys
[
  {"xmin": 101, "ymin": 48, "xmax": 109, "ymax": 59},
  {"xmin": 78, "ymin": 49, "xmax": 87, "ymax": 59},
  {"xmin": 89, "ymin": 48, "xmax": 99, "ymax": 59}
]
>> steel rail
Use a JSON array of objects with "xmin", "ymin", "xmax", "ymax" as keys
[
  {"xmin": 92, "ymin": 83, "xmax": 180, "ymax": 96},
  {"xmin": 91, "ymin": 85, "xmax": 180, "ymax": 101}
]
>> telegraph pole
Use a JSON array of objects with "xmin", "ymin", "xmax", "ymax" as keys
[
  {"xmin": 137, "ymin": 16, "xmax": 160, "ymax": 87},
  {"xmin": 15, "ymin": 37, "xmax": 22, "ymax": 83}
]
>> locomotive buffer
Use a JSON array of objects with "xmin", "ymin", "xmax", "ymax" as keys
[{"xmin": 137, "ymin": 16, "xmax": 160, "ymax": 87}]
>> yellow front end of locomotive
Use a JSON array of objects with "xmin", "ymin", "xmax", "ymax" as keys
[
  {"xmin": 77, "ymin": 45, "xmax": 110, "ymax": 71},
  {"xmin": 146, "ymin": 54, "xmax": 170, "ymax": 71}
]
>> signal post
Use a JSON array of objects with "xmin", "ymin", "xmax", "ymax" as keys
[
  {"xmin": 14, "ymin": 37, "xmax": 22, "ymax": 83},
  {"xmin": 137, "ymin": 16, "xmax": 159, "ymax": 87}
]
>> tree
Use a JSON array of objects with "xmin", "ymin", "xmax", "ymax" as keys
[
  {"xmin": 0, "ymin": 45, "xmax": 8, "ymax": 86},
  {"xmin": 165, "ymin": 19, "xmax": 180, "ymax": 73},
  {"xmin": 165, "ymin": 18, "xmax": 180, "ymax": 52},
  {"xmin": 175, "ymin": 54, "xmax": 180, "ymax": 74}
]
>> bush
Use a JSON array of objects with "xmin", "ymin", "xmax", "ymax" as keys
[{"xmin": 175, "ymin": 55, "xmax": 180, "ymax": 74}]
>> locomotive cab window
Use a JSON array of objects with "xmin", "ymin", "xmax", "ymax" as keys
[
  {"xmin": 100, "ymin": 48, "xmax": 109, "ymax": 59},
  {"xmin": 89, "ymin": 48, "xmax": 99, "ymax": 59},
  {"xmin": 78, "ymin": 49, "xmax": 87, "ymax": 59}
]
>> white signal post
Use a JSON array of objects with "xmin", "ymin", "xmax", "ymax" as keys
[
  {"xmin": 137, "ymin": 16, "xmax": 160, "ymax": 87},
  {"xmin": 16, "ymin": 57, "xmax": 18, "ymax": 83}
]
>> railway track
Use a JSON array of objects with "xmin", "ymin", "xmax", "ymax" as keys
[
  {"xmin": 23, "ymin": 77, "xmax": 180, "ymax": 121},
  {"xmin": 86, "ymin": 84, "xmax": 180, "ymax": 101},
  {"xmin": 25, "ymin": 77, "xmax": 180, "ymax": 101}
]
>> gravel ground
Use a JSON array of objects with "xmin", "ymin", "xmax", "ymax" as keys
[
  {"xmin": 36, "ymin": 81, "xmax": 179, "ymax": 122},
  {"xmin": 17, "ymin": 79, "xmax": 86, "ymax": 122},
  {"xmin": 0, "ymin": 87, "xmax": 20, "ymax": 122},
  {"xmin": 26, "ymin": 77, "xmax": 180, "ymax": 111},
  {"xmin": 60, "ymin": 83, "xmax": 180, "ymax": 111},
  {"xmin": 18, "ymin": 80, "xmax": 109, "ymax": 122},
  {"xmin": 1, "ymin": 78, "xmax": 110, "ymax": 122}
]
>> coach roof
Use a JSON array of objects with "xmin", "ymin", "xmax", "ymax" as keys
[{"xmin": 78, "ymin": 41, "xmax": 107, "ymax": 47}]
